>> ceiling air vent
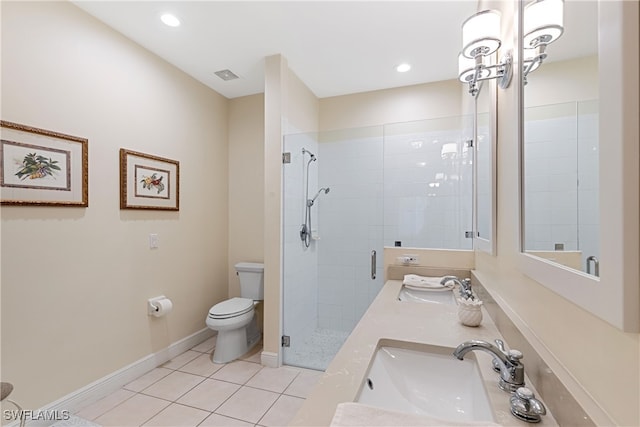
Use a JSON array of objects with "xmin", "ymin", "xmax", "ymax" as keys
[{"xmin": 214, "ymin": 69, "xmax": 239, "ymax": 81}]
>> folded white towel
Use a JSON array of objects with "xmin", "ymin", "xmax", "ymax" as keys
[
  {"xmin": 402, "ymin": 274, "xmax": 454, "ymax": 290},
  {"xmin": 330, "ymin": 402, "xmax": 500, "ymax": 427}
]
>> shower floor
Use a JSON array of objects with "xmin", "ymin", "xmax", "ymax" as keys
[{"xmin": 284, "ymin": 328, "xmax": 350, "ymax": 371}]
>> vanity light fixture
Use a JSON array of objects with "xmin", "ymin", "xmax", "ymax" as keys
[
  {"xmin": 458, "ymin": 10, "xmax": 512, "ymax": 97},
  {"xmin": 523, "ymin": 0, "xmax": 564, "ymax": 79}
]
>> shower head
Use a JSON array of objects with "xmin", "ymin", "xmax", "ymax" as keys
[
  {"xmin": 308, "ymin": 187, "xmax": 330, "ymax": 206},
  {"xmin": 302, "ymin": 148, "xmax": 316, "ymax": 161}
]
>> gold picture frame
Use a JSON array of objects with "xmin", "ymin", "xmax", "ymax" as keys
[
  {"xmin": 119, "ymin": 148, "xmax": 179, "ymax": 211},
  {"xmin": 1, "ymin": 120, "xmax": 88, "ymax": 206}
]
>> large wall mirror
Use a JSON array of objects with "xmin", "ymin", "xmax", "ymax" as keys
[
  {"xmin": 521, "ymin": 0, "xmax": 598, "ymax": 275},
  {"xmin": 519, "ymin": 0, "xmax": 639, "ymax": 332}
]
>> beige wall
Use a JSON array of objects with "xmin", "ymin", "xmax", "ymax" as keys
[
  {"xmin": 1, "ymin": 1, "xmax": 229, "ymax": 410},
  {"xmin": 476, "ymin": 1, "xmax": 639, "ymax": 426},
  {"xmin": 319, "ymin": 79, "xmax": 463, "ymax": 131},
  {"xmin": 525, "ymin": 55, "xmax": 598, "ymax": 107},
  {"xmin": 228, "ymin": 94, "xmax": 265, "ymax": 297}
]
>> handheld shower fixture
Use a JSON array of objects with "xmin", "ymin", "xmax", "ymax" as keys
[
  {"xmin": 300, "ymin": 147, "xmax": 328, "ymax": 247},
  {"xmin": 308, "ymin": 187, "xmax": 330, "ymax": 207}
]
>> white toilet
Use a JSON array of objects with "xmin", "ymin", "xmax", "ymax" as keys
[{"xmin": 206, "ymin": 262, "xmax": 264, "ymax": 364}]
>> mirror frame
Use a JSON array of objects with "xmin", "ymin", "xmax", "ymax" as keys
[{"xmin": 517, "ymin": 0, "xmax": 639, "ymax": 332}]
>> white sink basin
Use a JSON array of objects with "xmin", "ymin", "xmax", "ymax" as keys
[
  {"xmin": 398, "ymin": 286, "xmax": 457, "ymax": 305},
  {"xmin": 357, "ymin": 344, "xmax": 495, "ymax": 423}
]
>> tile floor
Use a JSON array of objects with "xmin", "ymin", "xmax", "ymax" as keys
[{"xmin": 74, "ymin": 337, "xmax": 322, "ymax": 427}]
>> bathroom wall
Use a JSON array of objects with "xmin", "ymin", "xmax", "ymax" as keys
[
  {"xmin": 319, "ymin": 79, "xmax": 464, "ymax": 131},
  {"xmin": 476, "ymin": 1, "xmax": 639, "ymax": 425},
  {"xmin": 1, "ymin": 1, "xmax": 229, "ymax": 411},
  {"xmin": 228, "ymin": 94, "xmax": 265, "ymax": 296}
]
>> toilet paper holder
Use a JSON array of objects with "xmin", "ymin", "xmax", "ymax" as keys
[{"xmin": 148, "ymin": 295, "xmax": 168, "ymax": 315}]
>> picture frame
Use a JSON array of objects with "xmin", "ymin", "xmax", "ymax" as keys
[
  {"xmin": 120, "ymin": 148, "xmax": 179, "ymax": 211},
  {"xmin": 1, "ymin": 120, "xmax": 88, "ymax": 206}
]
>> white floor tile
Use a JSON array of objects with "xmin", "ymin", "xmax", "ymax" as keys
[
  {"xmin": 178, "ymin": 353, "xmax": 224, "ymax": 377},
  {"xmin": 191, "ymin": 336, "xmax": 217, "ymax": 353},
  {"xmin": 199, "ymin": 413, "xmax": 254, "ymax": 427},
  {"xmin": 283, "ymin": 369, "xmax": 322, "ymax": 398},
  {"xmin": 258, "ymin": 395, "xmax": 305, "ymax": 427},
  {"xmin": 240, "ymin": 344, "xmax": 262, "ymax": 363},
  {"xmin": 94, "ymin": 393, "xmax": 170, "ymax": 426},
  {"xmin": 141, "ymin": 371, "xmax": 205, "ymax": 401},
  {"xmin": 142, "ymin": 403, "xmax": 210, "ymax": 426},
  {"xmin": 124, "ymin": 368, "xmax": 173, "ymax": 392},
  {"xmin": 177, "ymin": 378, "xmax": 240, "ymax": 412},
  {"xmin": 245, "ymin": 366, "xmax": 299, "ymax": 393},
  {"xmin": 210, "ymin": 360, "xmax": 262, "ymax": 385},
  {"xmin": 215, "ymin": 386, "xmax": 279, "ymax": 424},
  {"xmin": 161, "ymin": 350, "xmax": 201, "ymax": 370},
  {"xmin": 75, "ymin": 388, "xmax": 135, "ymax": 421}
]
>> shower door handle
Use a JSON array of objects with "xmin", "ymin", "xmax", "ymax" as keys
[{"xmin": 371, "ymin": 250, "xmax": 377, "ymax": 280}]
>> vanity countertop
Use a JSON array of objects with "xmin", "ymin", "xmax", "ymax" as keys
[{"xmin": 289, "ymin": 279, "xmax": 558, "ymax": 426}]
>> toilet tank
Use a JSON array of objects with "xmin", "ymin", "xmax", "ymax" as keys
[{"xmin": 235, "ymin": 262, "xmax": 264, "ymax": 300}]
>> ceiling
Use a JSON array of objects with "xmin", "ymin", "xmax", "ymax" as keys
[
  {"xmin": 72, "ymin": 1, "xmax": 478, "ymax": 99},
  {"xmin": 72, "ymin": 1, "xmax": 597, "ymax": 100}
]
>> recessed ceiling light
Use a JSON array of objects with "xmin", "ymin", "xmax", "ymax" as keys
[
  {"xmin": 396, "ymin": 63, "xmax": 411, "ymax": 73},
  {"xmin": 160, "ymin": 13, "xmax": 180, "ymax": 27}
]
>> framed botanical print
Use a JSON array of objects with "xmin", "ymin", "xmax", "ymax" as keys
[
  {"xmin": 1, "ymin": 120, "xmax": 88, "ymax": 206},
  {"xmin": 119, "ymin": 148, "xmax": 179, "ymax": 211}
]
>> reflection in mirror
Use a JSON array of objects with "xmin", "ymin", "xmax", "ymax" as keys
[
  {"xmin": 522, "ymin": 0, "xmax": 599, "ymax": 276},
  {"xmin": 474, "ymin": 82, "xmax": 495, "ymax": 253},
  {"xmin": 383, "ymin": 117, "xmax": 473, "ymax": 249}
]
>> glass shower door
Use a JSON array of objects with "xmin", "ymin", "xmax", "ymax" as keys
[{"xmin": 282, "ymin": 126, "xmax": 384, "ymax": 371}]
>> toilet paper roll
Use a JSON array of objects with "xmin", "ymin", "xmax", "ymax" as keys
[{"xmin": 152, "ymin": 298, "xmax": 173, "ymax": 317}]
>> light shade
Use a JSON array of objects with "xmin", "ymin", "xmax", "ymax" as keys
[
  {"xmin": 524, "ymin": 0, "xmax": 564, "ymax": 48},
  {"xmin": 461, "ymin": 10, "xmax": 501, "ymax": 58}
]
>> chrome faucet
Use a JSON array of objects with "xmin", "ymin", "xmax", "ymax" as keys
[
  {"xmin": 440, "ymin": 276, "xmax": 474, "ymax": 300},
  {"xmin": 453, "ymin": 339, "xmax": 525, "ymax": 392}
]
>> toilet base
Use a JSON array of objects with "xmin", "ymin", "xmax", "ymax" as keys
[{"xmin": 212, "ymin": 317, "xmax": 261, "ymax": 364}]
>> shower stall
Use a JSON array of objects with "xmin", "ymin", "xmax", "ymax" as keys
[{"xmin": 282, "ymin": 116, "xmax": 474, "ymax": 371}]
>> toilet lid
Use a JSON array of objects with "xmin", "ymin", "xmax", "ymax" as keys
[{"xmin": 209, "ymin": 297, "xmax": 253, "ymax": 319}]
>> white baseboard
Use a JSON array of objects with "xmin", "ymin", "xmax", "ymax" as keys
[
  {"xmin": 38, "ymin": 328, "xmax": 215, "ymax": 417},
  {"xmin": 260, "ymin": 351, "xmax": 279, "ymax": 368}
]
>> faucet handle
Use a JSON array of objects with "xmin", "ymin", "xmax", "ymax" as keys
[
  {"xmin": 507, "ymin": 349, "xmax": 523, "ymax": 362},
  {"xmin": 492, "ymin": 339, "xmax": 523, "ymax": 372},
  {"xmin": 510, "ymin": 387, "xmax": 546, "ymax": 423},
  {"xmin": 492, "ymin": 339, "xmax": 509, "ymax": 372}
]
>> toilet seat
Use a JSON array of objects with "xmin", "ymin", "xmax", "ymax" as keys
[{"xmin": 208, "ymin": 297, "xmax": 254, "ymax": 319}]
